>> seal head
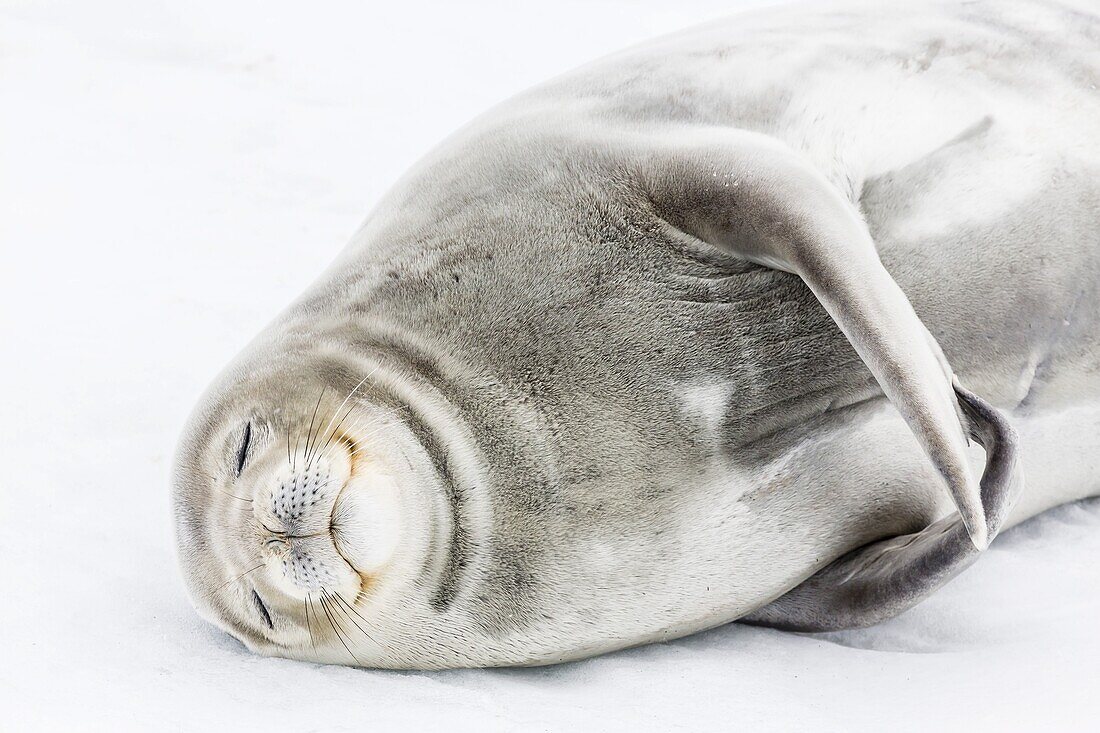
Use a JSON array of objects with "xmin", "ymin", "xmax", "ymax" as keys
[{"xmin": 173, "ymin": 354, "xmax": 444, "ymax": 666}]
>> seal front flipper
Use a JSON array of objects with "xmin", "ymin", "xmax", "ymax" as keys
[
  {"xmin": 639, "ymin": 128, "xmax": 993, "ymax": 549},
  {"xmin": 741, "ymin": 382, "xmax": 1023, "ymax": 631}
]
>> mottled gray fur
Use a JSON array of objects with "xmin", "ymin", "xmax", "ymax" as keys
[{"xmin": 173, "ymin": 0, "xmax": 1100, "ymax": 668}]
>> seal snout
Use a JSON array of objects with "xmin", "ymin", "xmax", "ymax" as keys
[
  {"xmin": 263, "ymin": 456, "xmax": 347, "ymax": 534},
  {"xmin": 253, "ymin": 448, "xmax": 362, "ymax": 598}
]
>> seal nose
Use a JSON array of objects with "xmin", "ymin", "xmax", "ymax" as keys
[
  {"xmin": 272, "ymin": 462, "xmax": 334, "ymax": 530},
  {"xmin": 258, "ymin": 451, "xmax": 351, "ymax": 536}
]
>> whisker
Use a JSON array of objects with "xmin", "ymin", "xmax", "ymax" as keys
[
  {"xmin": 319, "ymin": 591, "xmax": 361, "ymax": 665},
  {"xmin": 324, "ymin": 590, "xmax": 368, "ymax": 647},
  {"xmin": 214, "ymin": 563, "xmax": 265, "ymax": 594},
  {"xmin": 340, "ymin": 422, "xmax": 402, "ymax": 455},
  {"xmin": 302, "ymin": 387, "xmax": 328, "ymax": 465},
  {"xmin": 395, "ymin": 443, "xmax": 417, "ymax": 474},
  {"xmin": 293, "ymin": 426, "xmax": 302, "ymax": 472},
  {"xmin": 307, "ymin": 595, "xmax": 321, "ymax": 650},
  {"xmin": 313, "ymin": 405, "xmax": 409, "ymax": 467},
  {"xmin": 215, "ymin": 487, "xmax": 253, "ymax": 503},
  {"xmin": 307, "ymin": 366, "xmax": 385, "ymax": 469},
  {"xmin": 309, "ymin": 403, "xmax": 358, "ymax": 470},
  {"xmin": 304, "ymin": 593, "xmax": 315, "ymax": 650},
  {"xmin": 330, "ymin": 590, "xmax": 380, "ymax": 647},
  {"xmin": 311, "ymin": 413, "xmax": 376, "ymax": 466},
  {"xmin": 306, "ymin": 417, "xmax": 370, "ymax": 469}
]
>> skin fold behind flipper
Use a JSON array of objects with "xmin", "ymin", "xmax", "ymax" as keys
[{"xmin": 740, "ymin": 381, "xmax": 1022, "ymax": 632}]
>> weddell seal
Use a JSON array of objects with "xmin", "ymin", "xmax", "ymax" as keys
[{"xmin": 172, "ymin": 0, "xmax": 1100, "ymax": 668}]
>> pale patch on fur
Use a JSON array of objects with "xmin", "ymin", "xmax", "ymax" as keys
[
  {"xmin": 1016, "ymin": 348, "xmax": 1044, "ymax": 406},
  {"xmin": 675, "ymin": 378, "xmax": 734, "ymax": 437}
]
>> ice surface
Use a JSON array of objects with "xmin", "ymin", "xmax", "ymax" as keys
[{"xmin": 2, "ymin": 1, "xmax": 1097, "ymax": 730}]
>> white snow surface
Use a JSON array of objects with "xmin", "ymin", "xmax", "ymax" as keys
[{"xmin": 2, "ymin": 1, "xmax": 1098, "ymax": 730}]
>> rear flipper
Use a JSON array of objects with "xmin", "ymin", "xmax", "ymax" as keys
[{"xmin": 742, "ymin": 382, "xmax": 1023, "ymax": 632}]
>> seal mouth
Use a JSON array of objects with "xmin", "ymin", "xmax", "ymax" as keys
[
  {"xmin": 327, "ymin": 433, "xmax": 367, "ymax": 565},
  {"xmin": 327, "ymin": 439, "xmax": 404, "ymax": 581}
]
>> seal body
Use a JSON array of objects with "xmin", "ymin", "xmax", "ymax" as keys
[{"xmin": 173, "ymin": 0, "xmax": 1100, "ymax": 668}]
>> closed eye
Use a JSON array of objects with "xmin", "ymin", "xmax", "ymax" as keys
[
  {"xmin": 251, "ymin": 589, "xmax": 274, "ymax": 629},
  {"xmin": 235, "ymin": 422, "xmax": 252, "ymax": 477}
]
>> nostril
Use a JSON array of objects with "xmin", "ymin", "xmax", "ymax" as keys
[{"xmin": 264, "ymin": 537, "xmax": 290, "ymax": 555}]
